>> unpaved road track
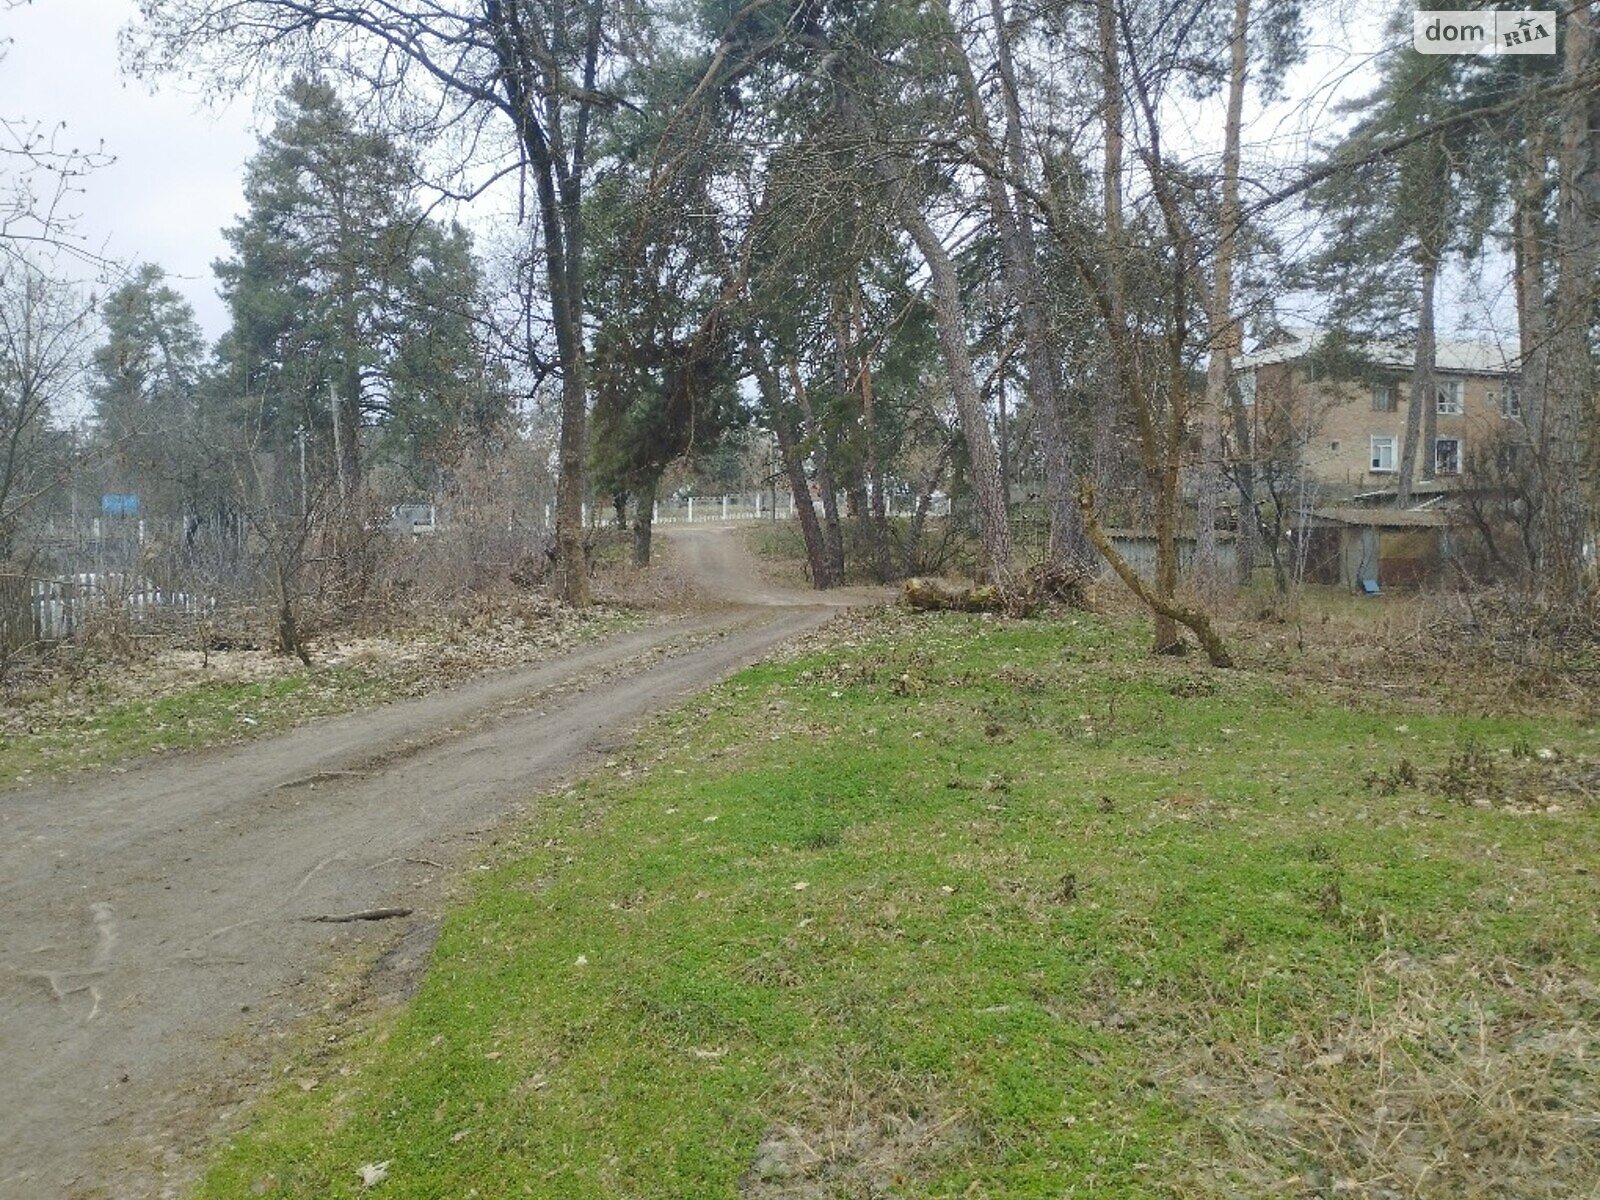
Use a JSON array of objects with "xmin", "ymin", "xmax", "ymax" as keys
[{"xmin": 0, "ymin": 525, "xmax": 871, "ymax": 1199}]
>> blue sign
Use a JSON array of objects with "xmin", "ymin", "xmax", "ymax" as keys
[{"xmin": 101, "ymin": 494, "xmax": 140, "ymax": 516}]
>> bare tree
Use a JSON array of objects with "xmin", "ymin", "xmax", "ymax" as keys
[
  {"xmin": 0, "ymin": 262, "xmax": 94, "ymax": 659},
  {"xmin": 130, "ymin": 0, "xmax": 630, "ymax": 606},
  {"xmin": 0, "ymin": 263, "xmax": 93, "ymax": 560}
]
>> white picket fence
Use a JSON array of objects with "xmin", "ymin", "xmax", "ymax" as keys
[
  {"xmin": 29, "ymin": 573, "xmax": 207, "ymax": 641},
  {"xmin": 548, "ymin": 492, "xmax": 954, "ymax": 529}
]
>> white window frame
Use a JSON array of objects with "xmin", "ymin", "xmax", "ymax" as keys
[
  {"xmin": 1436, "ymin": 378, "xmax": 1465, "ymax": 415},
  {"xmin": 1434, "ymin": 436, "xmax": 1462, "ymax": 476},
  {"xmin": 1501, "ymin": 383, "xmax": 1522, "ymax": 419},
  {"xmin": 1236, "ymin": 370, "xmax": 1256, "ymax": 408},
  {"xmin": 1370, "ymin": 435, "xmax": 1397, "ymax": 473}
]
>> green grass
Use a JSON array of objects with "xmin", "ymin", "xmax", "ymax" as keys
[{"xmin": 194, "ymin": 609, "xmax": 1600, "ymax": 1198}]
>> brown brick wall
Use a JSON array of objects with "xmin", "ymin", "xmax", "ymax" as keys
[{"xmin": 1235, "ymin": 361, "xmax": 1519, "ymax": 500}]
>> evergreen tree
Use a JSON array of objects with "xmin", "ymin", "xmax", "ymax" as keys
[
  {"xmin": 1309, "ymin": 41, "xmax": 1496, "ymax": 506},
  {"xmin": 90, "ymin": 264, "xmax": 208, "ymax": 521},
  {"xmin": 215, "ymin": 77, "xmax": 501, "ymax": 495}
]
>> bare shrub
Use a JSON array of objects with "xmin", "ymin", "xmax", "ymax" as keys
[{"xmin": 1421, "ymin": 585, "xmax": 1600, "ymax": 697}]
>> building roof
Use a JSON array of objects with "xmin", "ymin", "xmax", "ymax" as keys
[
  {"xmin": 1312, "ymin": 506, "xmax": 1457, "ymax": 528},
  {"xmin": 1235, "ymin": 326, "xmax": 1520, "ymax": 376}
]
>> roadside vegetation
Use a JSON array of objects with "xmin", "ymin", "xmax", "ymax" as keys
[
  {"xmin": 193, "ymin": 603, "xmax": 1600, "ymax": 1199},
  {"xmin": 0, "ymin": 596, "xmax": 644, "ymax": 788}
]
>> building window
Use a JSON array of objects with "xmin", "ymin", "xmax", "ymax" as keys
[
  {"xmin": 1436, "ymin": 378, "xmax": 1465, "ymax": 415},
  {"xmin": 1330, "ymin": 440, "xmax": 1341, "ymax": 452},
  {"xmin": 1236, "ymin": 371, "xmax": 1256, "ymax": 408},
  {"xmin": 1435, "ymin": 437, "xmax": 1462, "ymax": 475},
  {"xmin": 1371, "ymin": 435, "xmax": 1397, "ymax": 472},
  {"xmin": 1501, "ymin": 383, "xmax": 1522, "ymax": 419},
  {"xmin": 1372, "ymin": 383, "xmax": 1397, "ymax": 412}
]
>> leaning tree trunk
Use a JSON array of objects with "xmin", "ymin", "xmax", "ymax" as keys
[
  {"xmin": 1080, "ymin": 481, "xmax": 1234, "ymax": 668},
  {"xmin": 892, "ymin": 200, "xmax": 1013, "ymax": 583},
  {"xmin": 830, "ymin": 47, "xmax": 1011, "ymax": 582},
  {"xmin": 755, "ymin": 351, "xmax": 835, "ymax": 588}
]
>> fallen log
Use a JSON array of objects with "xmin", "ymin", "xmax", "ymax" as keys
[{"xmin": 903, "ymin": 577, "xmax": 1011, "ymax": 614}]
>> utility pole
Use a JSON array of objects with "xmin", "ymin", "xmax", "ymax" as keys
[
  {"xmin": 329, "ymin": 382, "xmax": 347, "ymax": 500},
  {"xmin": 298, "ymin": 427, "xmax": 309, "ymax": 518},
  {"xmin": 997, "ymin": 375, "xmax": 1010, "ymax": 510}
]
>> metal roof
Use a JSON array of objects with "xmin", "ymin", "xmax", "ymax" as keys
[
  {"xmin": 1235, "ymin": 327, "xmax": 1520, "ymax": 376},
  {"xmin": 1311, "ymin": 506, "xmax": 1457, "ymax": 528}
]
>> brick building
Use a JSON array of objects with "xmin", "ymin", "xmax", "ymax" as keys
[{"xmin": 1232, "ymin": 329, "xmax": 1523, "ymax": 503}]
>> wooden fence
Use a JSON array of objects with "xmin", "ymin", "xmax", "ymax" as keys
[{"xmin": 1, "ymin": 572, "xmax": 206, "ymax": 653}]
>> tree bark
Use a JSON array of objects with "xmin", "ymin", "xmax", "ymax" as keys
[
  {"xmin": 1516, "ymin": 113, "xmax": 1549, "ymax": 455},
  {"xmin": 1228, "ymin": 397, "xmax": 1259, "ymax": 584},
  {"xmin": 1541, "ymin": 1, "xmax": 1599, "ymax": 596},
  {"xmin": 748, "ymin": 336, "xmax": 835, "ymax": 587},
  {"xmin": 890, "ymin": 196, "xmax": 1013, "ymax": 584},
  {"xmin": 1097, "ymin": 0, "xmax": 1177, "ymax": 650},
  {"xmin": 852, "ymin": 280, "xmax": 894, "ymax": 582},
  {"xmin": 1397, "ymin": 253, "xmax": 1437, "ymax": 507},
  {"xmin": 1195, "ymin": 0, "xmax": 1249, "ymax": 596},
  {"xmin": 631, "ymin": 476, "xmax": 656, "ymax": 567},
  {"xmin": 980, "ymin": 0, "xmax": 1090, "ymax": 572},
  {"xmin": 1079, "ymin": 481, "xmax": 1234, "ymax": 667},
  {"xmin": 824, "ymin": 11, "xmax": 1012, "ymax": 582},
  {"xmin": 788, "ymin": 359, "xmax": 847, "ymax": 585},
  {"xmin": 486, "ymin": 0, "xmax": 597, "ymax": 606}
]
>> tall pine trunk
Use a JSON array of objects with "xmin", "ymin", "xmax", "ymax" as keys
[
  {"xmin": 1543, "ymin": 1, "xmax": 1600, "ymax": 596},
  {"xmin": 749, "ymin": 336, "xmax": 836, "ymax": 588},
  {"xmin": 1196, "ymin": 0, "xmax": 1249, "ymax": 596},
  {"xmin": 1398, "ymin": 253, "xmax": 1438, "ymax": 508},
  {"xmin": 980, "ymin": 0, "xmax": 1090, "ymax": 572},
  {"xmin": 1099, "ymin": 0, "xmax": 1176, "ymax": 650},
  {"xmin": 1515, "ymin": 114, "xmax": 1549, "ymax": 461},
  {"xmin": 1516, "ymin": 112, "xmax": 1551, "ymax": 581}
]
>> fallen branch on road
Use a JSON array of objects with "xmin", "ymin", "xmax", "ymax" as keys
[{"xmin": 302, "ymin": 907, "xmax": 414, "ymax": 924}]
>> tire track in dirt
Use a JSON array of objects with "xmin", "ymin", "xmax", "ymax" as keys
[{"xmin": 0, "ymin": 525, "xmax": 872, "ymax": 1199}]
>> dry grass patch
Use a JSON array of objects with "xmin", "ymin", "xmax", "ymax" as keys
[{"xmin": 1173, "ymin": 951, "xmax": 1600, "ymax": 1198}]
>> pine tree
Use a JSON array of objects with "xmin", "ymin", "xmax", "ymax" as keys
[
  {"xmin": 90, "ymin": 264, "xmax": 208, "ymax": 522},
  {"xmin": 215, "ymin": 78, "xmax": 497, "ymax": 497}
]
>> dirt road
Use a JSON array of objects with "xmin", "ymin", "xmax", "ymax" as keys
[{"xmin": 0, "ymin": 525, "xmax": 869, "ymax": 1199}]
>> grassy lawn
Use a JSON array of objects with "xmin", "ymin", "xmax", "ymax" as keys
[{"xmin": 196, "ymin": 608, "xmax": 1600, "ymax": 1198}]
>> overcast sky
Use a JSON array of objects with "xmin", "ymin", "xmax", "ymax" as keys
[
  {"xmin": 2, "ymin": 0, "xmax": 257, "ymax": 338},
  {"xmin": 1, "ymin": 0, "xmax": 1512, "ymax": 354}
]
